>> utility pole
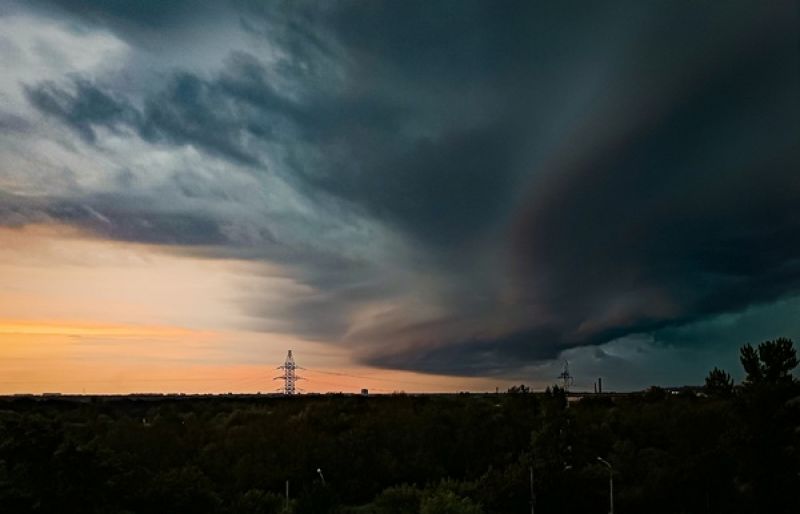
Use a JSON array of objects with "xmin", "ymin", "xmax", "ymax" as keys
[{"xmin": 285, "ymin": 480, "xmax": 289, "ymax": 513}]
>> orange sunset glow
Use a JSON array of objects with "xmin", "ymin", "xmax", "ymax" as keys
[{"xmin": 0, "ymin": 225, "xmax": 502, "ymax": 394}]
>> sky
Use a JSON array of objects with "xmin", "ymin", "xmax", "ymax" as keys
[{"xmin": 0, "ymin": 0, "xmax": 798, "ymax": 393}]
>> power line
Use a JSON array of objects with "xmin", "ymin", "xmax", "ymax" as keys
[{"xmin": 303, "ymin": 367, "xmax": 448, "ymax": 390}]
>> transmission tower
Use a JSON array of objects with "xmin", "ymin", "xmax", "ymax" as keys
[
  {"xmin": 275, "ymin": 350, "xmax": 303, "ymax": 395},
  {"xmin": 557, "ymin": 360, "xmax": 574, "ymax": 391}
]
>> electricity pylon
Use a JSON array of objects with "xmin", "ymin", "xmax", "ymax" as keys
[{"xmin": 275, "ymin": 350, "xmax": 303, "ymax": 395}]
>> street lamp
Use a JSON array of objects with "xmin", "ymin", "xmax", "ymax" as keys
[
  {"xmin": 316, "ymin": 468, "xmax": 326, "ymax": 486},
  {"xmin": 597, "ymin": 457, "xmax": 614, "ymax": 514},
  {"xmin": 529, "ymin": 466, "xmax": 535, "ymax": 514}
]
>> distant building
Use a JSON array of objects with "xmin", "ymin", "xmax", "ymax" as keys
[{"xmin": 361, "ymin": 388, "xmax": 369, "ymax": 396}]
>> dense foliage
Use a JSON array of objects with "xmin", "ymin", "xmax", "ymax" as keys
[{"xmin": 0, "ymin": 340, "xmax": 797, "ymax": 514}]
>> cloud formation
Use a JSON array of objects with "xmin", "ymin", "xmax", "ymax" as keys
[{"xmin": 2, "ymin": 0, "xmax": 799, "ymax": 382}]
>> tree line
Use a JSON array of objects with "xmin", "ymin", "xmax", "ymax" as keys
[{"xmin": 0, "ymin": 338, "xmax": 797, "ymax": 513}]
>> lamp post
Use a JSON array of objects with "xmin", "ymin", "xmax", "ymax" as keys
[
  {"xmin": 597, "ymin": 457, "xmax": 614, "ymax": 514},
  {"xmin": 317, "ymin": 468, "xmax": 326, "ymax": 486},
  {"xmin": 529, "ymin": 466, "xmax": 535, "ymax": 514}
]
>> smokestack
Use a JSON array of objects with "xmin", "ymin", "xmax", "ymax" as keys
[{"xmin": 598, "ymin": 377, "xmax": 602, "ymax": 394}]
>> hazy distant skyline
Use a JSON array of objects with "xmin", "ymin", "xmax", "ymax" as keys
[{"xmin": 1, "ymin": 1, "xmax": 798, "ymax": 393}]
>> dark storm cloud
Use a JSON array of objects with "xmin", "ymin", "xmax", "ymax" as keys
[
  {"xmin": 365, "ymin": 327, "xmax": 567, "ymax": 377},
  {"xmin": 31, "ymin": 0, "xmax": 199, "ymax": 26},
  {"xmin": 22, "ymin": 0, "xmax": 606, "ymax": 247},
  {"xmin": 25, "ymin": 79, "xmax": 139, "ymax": 143},
  {"xmin": 25, "ymin": 0, "xmax": 220, "ymax": 49},
  {"xmin": 308, "ymin": 123, "xmax": 524, "ymax": 246},
  {"xmin": 24, "ymin": 53, "xmax": 298, "ymax": 165},
  {"xmin": 508, "ymin": 6, "xmax": 800, "ymax": 336},
  {"xmin": 7, "ymin": 0, "xmax": 800, "ymax": 379},
  {"xmin": 340, "ymin": 0, "xmax": 800, "ymax": 374},
  {"xmin": 0, "ymin": 191, "xmax": 230, "ymax": 245}
]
